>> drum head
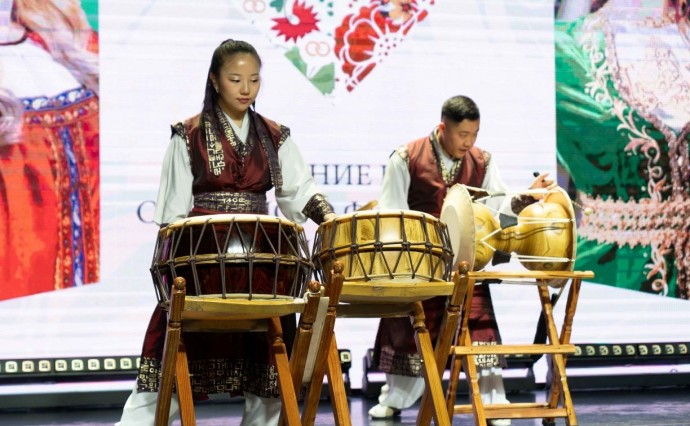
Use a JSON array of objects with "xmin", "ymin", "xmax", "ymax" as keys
[
  {"xmin": 165, "ymin": 213, "xmax": 300, "ymax": 230},
  {"xmin": 440, "ymin": 184, "xmax": 476, "ymax": 271},
  {"xmin": 542, "ymin": 186, "xmax": 577, "ymax": 271}
]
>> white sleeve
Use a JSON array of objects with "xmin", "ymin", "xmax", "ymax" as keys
[
  {"xmin": 275, "ymin": 136, "xmax": 323, "ymax": 224},
  {"xmin": 378, "ymin": 150, "xmax": 411, "ymax": 210},
  {"xmin": 480, "ymin": 156, "xmax": 513, "ymax": 216},
  {"xmin": 153, "ymin": 134, "xmax": 193, "ymax": 226}
]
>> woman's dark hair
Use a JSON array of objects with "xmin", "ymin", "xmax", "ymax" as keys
[
  {"xmin": 201, "ymin": 39, "xmax": 262, "ymax": 117},
  {"xmin": 441, "ymin": 95, "xmax": 480, "ymax": 123}
]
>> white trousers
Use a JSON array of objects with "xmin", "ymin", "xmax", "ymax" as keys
[
  {"xmin": 115, "ymin": 386, "xmax": 281, "ymax": 426},
  {"xmin": 478, "ymin": 365, "xmax": 510, "ymax": 405},
  {"xmin": 377, "ymin": 366, "xmax": 509, "ymax": 409},
  {"xmin": 377, "ymin": 374, "xmax": 426, "ymax": 409}
]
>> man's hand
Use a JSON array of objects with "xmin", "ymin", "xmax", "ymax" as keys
[{"xmin": 529, "ymin": 172, "xmax": 557, "ymax": 199}]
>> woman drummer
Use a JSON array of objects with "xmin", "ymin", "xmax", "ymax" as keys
[{"xmin": 117, "ymin": 39, "xmax": 335, "ymax": 426}]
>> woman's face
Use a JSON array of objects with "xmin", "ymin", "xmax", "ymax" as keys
[{"xmin": 210, "ymin": 52, "xmax": 261, "ymax": 121}]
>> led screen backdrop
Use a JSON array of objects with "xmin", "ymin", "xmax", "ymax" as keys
[
  {"xmin": 0, "ymin": 0, "xmax": 99, "ymax": 301},
  {"xmin": 0, "ymin": 0, "xmax": 687, "ymax": 388},
  {"xmin": 555, "ymin": 0, "xmax": 690, "ymax": 301}
]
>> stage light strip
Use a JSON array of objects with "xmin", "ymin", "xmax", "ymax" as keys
[
  {"xmin": 0, "ymin": 352, "xmax": 353, "ymax": 380},
  {"xmin": 572, "ymin": 342, "xmax": 689, "ymax": 358},
  {"xmin": 0, "ymin": 356, "xmax": 141, "ymax": 378}
]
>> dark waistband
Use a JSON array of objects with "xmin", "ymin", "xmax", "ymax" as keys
[{"xmin": 193, "ymin": 191, "xmax": 268, "ymax": 214}]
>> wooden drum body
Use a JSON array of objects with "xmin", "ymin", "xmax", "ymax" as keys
[
  {"xmin": 312, "ymin": 210, "xmax": 453, "ymax": 290},
  {"xmin": 441, "ymin": 184, "xmax": 576, "ymax": 272},
  {"xmin": 150, "ymin": 214, "xmax": 312, "ymax": 304}
]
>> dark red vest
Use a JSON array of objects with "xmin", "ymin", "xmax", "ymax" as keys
[
  {"xmin": 406, "ymin": 136, "xmax": 487, "ymax": 218},
  {"xmin": 174, "ymin": 111, "xmax": 286, "ymax": 196}
]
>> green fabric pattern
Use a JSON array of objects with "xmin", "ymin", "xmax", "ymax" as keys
[
  {"xmin": 80, "ymin": 0, "xmax": 98, "ymax": 32},
  {"xmin": 555, "ymin": 13, "xmax": 689, "ymax": 299}
]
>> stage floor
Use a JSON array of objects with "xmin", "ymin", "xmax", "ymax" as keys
[{"xmin": 0, "ymin": 387, "xmax": 688, "ymax": 425}]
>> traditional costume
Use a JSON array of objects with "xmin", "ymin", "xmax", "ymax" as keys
[
  {"xmin": 0, "ymin": 31, "xmax": 99, "ymax": 300},
  {"xmin": 117, "ymin": 108, "xmax": 332, "ymax": 426},
  {"xmin": 369, "ymin": 128, "xmax": 517, "ymax": 425}
]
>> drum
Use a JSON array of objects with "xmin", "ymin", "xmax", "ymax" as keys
[
  {"xmin": 441, "ymin": 184, "xmax": 576, "ymax": 272},
  {"xmin": 312, "ymin": 209, "xmax": 453, "ymax": 285},
  {"xmin": 150, "ymin": 214, "xmax": 312, "ymax": 303}
]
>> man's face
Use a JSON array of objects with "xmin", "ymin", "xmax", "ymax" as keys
[{"xmin": 439, "ymin": 118, "xmax": 480, "ymax": 160}]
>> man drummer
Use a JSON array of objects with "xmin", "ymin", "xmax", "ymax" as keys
[{"xmin": 369, "ymin": 95, "xmax": 554, "ymax": 425}]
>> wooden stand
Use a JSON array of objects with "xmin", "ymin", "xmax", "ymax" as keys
[
  {"xmin": 153, "ymin": 277, "xmax": 324, "ymax": 426},
  {"xmin": 418, "ymin": 267, "xmax": 594, "ymax": 426},
  {"xmin": 301, "ymin": 262, "xmax": 467, "ymax": 426}
]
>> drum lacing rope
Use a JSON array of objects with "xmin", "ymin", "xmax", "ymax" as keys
[
  {"xmin": 244, "ymin": 219, "xmax": 259, "ymax": 300},
  {"xmin": 350, "ymin": 214, "xmax": 367, "ymax": 280},
  {"xmin": 420, "ymin": 216, "xmax": 435, "ymax": 279},
  {"xmin": 254, "ymin": 218, "xmax": 279, "ymax": 299},
  {"xmin": 211, "ymin": 220, "xmax": 229, "ymax": 299},
  {"xmin": 372, "ymin": 211, "xmax": 395, "ymax": 280},
  {"xmin": 399, "ymin": 211, "xmax": 414, "ymax": 279},
  {"xmin": 150, "ymin": 231, "xmax": 166, "ymax": 304},
  {"xmin": 311, "ymin": 228, "xmax": 327, "ymax": 285},
  {"xmin": 273, "ymin": 221, "xmax": 283, "ymax": 299},
  {"xmin": 278, "ymin": 221, "xmax": 311, "ymax": 298},
  {"xmin": 436, "ymin": 222, "xmax": 453, "ymax": 281},
  {"xmin": 169, "ymin": 221, "xmax": 187, "ymax": 271},
  {"xmin": 167, "ymin": 220, "xmax": 191, "ymax": 301},
  {"xmin": 189, "ymin": 220, "xmax": 210, "ymax": 298}
]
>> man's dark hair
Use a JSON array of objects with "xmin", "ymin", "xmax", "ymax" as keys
[{"xmin": 441, "ymin": 95, "xmax": 480, "ymax": 123}]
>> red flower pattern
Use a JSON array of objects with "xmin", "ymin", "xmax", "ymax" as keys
[
  {"xmin": 334, "ymin": 0, "xmax": 431, "ymax": 91},
  {"xmin": 272, "ymin": 1, "xmax": 320, "ymax": 43}
]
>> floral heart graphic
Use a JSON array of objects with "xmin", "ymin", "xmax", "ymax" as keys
[{"xmin": 239, "ymin": 0, "xmax": 435, "ymax": 95}]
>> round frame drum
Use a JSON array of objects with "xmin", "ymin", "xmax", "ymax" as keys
[
  {"xmin": 312, "ymin": 209, "xmax": 453, "ymax": 285},
  {"xmin": 150, "ymin": 214, "xmax": 312, "ymax": 304},
  {"xmin": 441, "ymin": 184, "xmax": 576, "ymax": 272}
]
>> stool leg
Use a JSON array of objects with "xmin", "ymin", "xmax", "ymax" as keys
[
  {"xmin": 539, "ymin": 285, "xmax": 563, "ymax": 422},
  {"xmin": 155, "ymin": 334, "xmax": 180, "ymax": 426},
  {"xmin": 156, "ymin": 278, "xmax": 190, "ymax": 426},
  {"xmin": 411, "ymin": 301, "xmax": 451, "ymax": 426},
  {"xmin": 446, "ymin": 346, "xmax": 463, "ymax": 415},
  {"xmin": 446, "ymin": 286, "xmax": 473, "ymax": 419},
  {"xmin": 417, "ymin": 267, "xmax": 468, "ymax": 426},
  {"xmin": 288, "ymin": 282, "xmax": 322, "ymax": 402},
  {"xmin": 301, "ymin": 342, "xmax": 328, "ymax": 425},
  {"xmin": 175, "ymin": 342, "xmax": 195, "ymax": 426},
  {"xmin": 540, "ymin": 281, "xmax": 579, "ymax": 426},
  {"xmin": 301, "ymin": 265, "xmax": 345, "ymax": 426},
  {"xmin": 269, "ymin": 317, "xmax": 301, "ymax": 426},
  {"xmin": 325, "ymin": 335, "xmax": 352, "ymax": 426},
  {"xmin": 458, "ymin": 277, "xmax": 486, "ymax": 426},
  {"xmin": 462, "ymin": 343, "xmax": 485, "ymax": 425}
]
